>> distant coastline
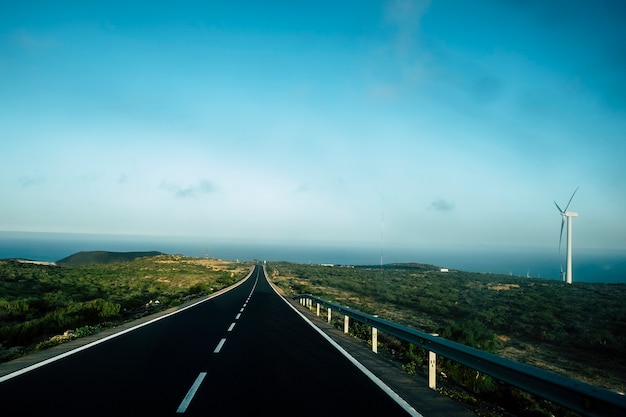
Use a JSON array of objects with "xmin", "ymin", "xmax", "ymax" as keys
[
  {"xmin": 1, "ymin": 231, "xmax": 625, "ymax": 284},
  {"xmin": 8, "ymin": 259, "xmax": 57, "ymax": 266}
]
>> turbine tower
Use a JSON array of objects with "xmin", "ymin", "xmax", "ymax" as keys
[{"xmin": 554, "ymin": 187, "xmax": 579, "ymax": 284}]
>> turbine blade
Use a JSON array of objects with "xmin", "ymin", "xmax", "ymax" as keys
[
  {"xmin": 558, "ymin": 217, "xmax": 565, "ymax": 253},
  {"xmin": 554, "ymin": 201, "xmax": 564, "ymax": 213},
  {"xmin": 564, "ymin": 187, "xmax": 579, "ymax": 212}
]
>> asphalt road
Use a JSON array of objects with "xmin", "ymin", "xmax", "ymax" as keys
[{"xmin": 0, "ymin": 265, "xmax": 420, "ymax": 416}]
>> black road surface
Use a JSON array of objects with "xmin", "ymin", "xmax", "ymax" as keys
[{"xmin": 0, "ymin": 265, "xmax": 420, "ymax": 416}]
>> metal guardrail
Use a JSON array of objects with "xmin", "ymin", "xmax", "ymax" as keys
[{"xmin": 295, "ymin": 293, "xmax": 626, "ymax": 417}]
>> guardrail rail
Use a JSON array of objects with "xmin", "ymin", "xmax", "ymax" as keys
[{"xmin": 295, "ymin": 293, "xmax": 626, "ymax": 417}]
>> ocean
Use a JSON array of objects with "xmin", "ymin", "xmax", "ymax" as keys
[{"xmin": 1, "ymin": 231, "xmax": 625, "ymax": 284}]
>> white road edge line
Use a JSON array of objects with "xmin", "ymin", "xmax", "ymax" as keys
[
  {"xmin": 176, "ymin": 371, "xmax": 207, "ymax": 414},
  {"xmin": 267, "ymin": 270, "xmax": 423, "ymax": 417},
  {"xmin": 213, "ymin": 338, "xmax": 227, "ymax": 353}
]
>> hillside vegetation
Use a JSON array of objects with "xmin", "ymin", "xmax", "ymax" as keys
[
  {"xmin": 0, "ymin": 254, "xmax": 251, "ymax": 362},
  {"xmin": 268, "ymin": 262, "xmax": 626, "ymax": 415},
  {"xmin": 56, "ymin": 251, "xmax": 163, "ymax": 266}
]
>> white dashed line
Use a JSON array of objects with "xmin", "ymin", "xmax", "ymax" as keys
[
  {"xmin": 178, "ymin": 271, "xmax": 260, "ymax": 413},
  {"xmin": 213, "ymin": 338, "xmax": 227, "ymax": 353},
  {"xmin": 176, "ymin": 372, "xmax": 207, "ymax": 413}
]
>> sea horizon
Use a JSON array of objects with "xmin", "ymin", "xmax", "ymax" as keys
[{"xmin": 1, "ymin": 231, "xmax": 625, "ymax": 284}]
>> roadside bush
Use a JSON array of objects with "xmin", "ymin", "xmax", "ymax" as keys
[
  {"xmin": 438, "ymin": 318, "xmax": 498, "ymax": 353},
  {"xmin": 74, "ymin": 325, "xmax": 99, "ymax": 338},
  {"xmin": 436, "ymin": 319, "xmax": 498, "ymax": 393},
  {"xmin": 348, "ymin": 321, "xmax": 370, "ymax": 341}
]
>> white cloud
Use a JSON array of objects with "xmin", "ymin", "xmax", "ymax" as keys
[
  {"xmin": 10, "ymin": 29, "xmax": 55, "ymax": 50},
  {"xmin": 430, "ymin": 198, "xmax": 455, "ymax": 212},
  {"xmin": 159, "ymin": 180, "xmax": 217, "ymax": 198},
  {"xmin": 384, "ymin": 0, "xmax": 430, "ymax": 53},
  {"xmin": 17, "ymin": 175, "xmax": 44, "ymax": 188}
]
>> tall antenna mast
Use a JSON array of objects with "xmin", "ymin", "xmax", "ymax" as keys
[{"xmin": 380, "ymin": 210, "xmax": 384, "ymax": 278}]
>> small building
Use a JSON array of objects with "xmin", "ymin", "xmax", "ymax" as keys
[{"xmin": 440, "ymin": 268, "xmax": 449, "ymax": 273}]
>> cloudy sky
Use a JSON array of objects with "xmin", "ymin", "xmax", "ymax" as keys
[{"xmin": 1, "ymin": 0, "xmax": 625, "ymax": 253}]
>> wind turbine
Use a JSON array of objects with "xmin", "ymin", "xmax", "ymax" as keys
[{"xmin": 554, "ymin": 187, "xmax": 579, "ymax": 284}]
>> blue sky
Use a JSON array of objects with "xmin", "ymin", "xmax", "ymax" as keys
[{"xmin": 1, "ymin": 0, "xmax": 625, "ymax": 254}]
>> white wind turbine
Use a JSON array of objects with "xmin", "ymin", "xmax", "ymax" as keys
[{"xmin": 554, "ymin": 187, "xmax": 579, "ymax": 284}]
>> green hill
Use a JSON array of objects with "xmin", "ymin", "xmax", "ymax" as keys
[{"xmin": 56, "ymin": 251, "xmax": 163, "ymax": 266}]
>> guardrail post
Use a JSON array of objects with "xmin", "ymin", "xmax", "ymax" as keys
[
  {"xmin": 371, "ymin": 315, "xmax": 378, "ymax": 354},
  {"xmin": 344, "ymin": 315, "xmax": 349, "ymax": 334},
  {"xmin": 327, "ymin": 307, "xmax": 332, "ymax": 324},
  {"xmin": 429, "ymin": 333, "xmax": 439, "ymax": 390},
  {"xmin": 316, "ymin": 303, "xmax": 320, "ymax": 317},
  {"xmin": 429, "ymin": 350, "xmax": 437, "ymax": 390}
]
